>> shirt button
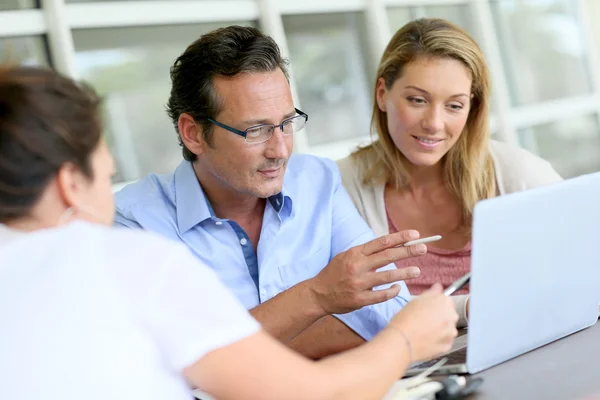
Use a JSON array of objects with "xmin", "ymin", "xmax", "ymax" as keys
[
  {"xmin": 215, "ymin": 221, "xmax": 223, "ymax": 226},
  {"xmin": 240, "ymin": 238, "xmax": 248, "ymax": 245},
  {"xmin": 260, "ymin": 289, "xmax": 267, "ymax": 296}
]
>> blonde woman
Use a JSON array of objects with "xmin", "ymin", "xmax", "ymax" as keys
[{"xmin": 337, "ymin": 18, "xmax": 562, "ymax": 327}]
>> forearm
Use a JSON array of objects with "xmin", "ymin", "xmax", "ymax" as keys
[
  {"xmin": 287, "ymin": 315, "xmax": 365, "ymax": 359},
  {"xmin": 249, "ymin": 279, "xmax": 325, "ymax": 342},
  {"xmin": 190, "ymin": 329, "xmax": 410, "ymax": 400},
  {"xmin": 315, "ymin": 326, "xmax": 411, "ymax": 400}
]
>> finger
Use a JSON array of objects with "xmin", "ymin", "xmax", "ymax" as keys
[
  {"xmin": 358, "ymin": 285, "xmax": 401, "ymax": 307},
  {"xmin": 438, "ymin": 325, "xmax": 458, "ymax": 342},
  {"xmin": 442, "ymin": 327, "xmax": 459, "ymax": 346},
  {"xmin": 451, "ymin": 309, "xmax": 460, "ymax": 324},
  {"xmin": 421, "ymin": 283, "xmax": 444, "ymax": 296},
  {"xmin": 360, "ymin": 230, "xmax": 420, "ymax": 256},
  {"xmin": 364, "ymin": 267, "xmax": 420, "ymax": 288},
  {"xmin": 362, "ymin": 244, "xmax": 428, "ymax": 271}
]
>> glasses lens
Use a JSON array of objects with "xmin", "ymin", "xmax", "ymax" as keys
[
  {"xmin": 245, "ymin": 125, "xmax": 273, "ymax": 144},
  {"xmin": 282, "ymin": 115, "xmax": 306, "ymax": 135}
]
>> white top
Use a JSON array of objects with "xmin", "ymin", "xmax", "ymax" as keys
[{"xmin": 0, "ymin": 221, "xmax": 260, "ymax": 400}]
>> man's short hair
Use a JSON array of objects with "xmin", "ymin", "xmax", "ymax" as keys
[{"xmin": 166, "ymin": 25, "xmax": 290, "ymax": 160}]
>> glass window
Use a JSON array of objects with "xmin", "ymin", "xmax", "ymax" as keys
[
  {"xmin": 424, "ymin": 4, "xmax": 476, "ymax": 39},
  {"xmin": 0, "ymin": 0, "xmax": 36, "ymax": 10},
  {"xmin": 73, "ymin": 22, "xmax": 255, "ymax": 183},
  {"xmin": 66, "ymin": 0, "xmax": 194, "ymax": 2},
  {"xmin": 491, "ymin": 0, "xmax": 592, "ymax": 106},
  {"xmin": 283, "ymin": 13, "xmax": 372, "ymax": 146},
  {"xmin": 386, "ymin": 7, "xmax": 412, "ymax": 33},
  {"xmin": 0, "ymin": 36, "xmax": 48, "ymax": 66},
  {"xmin": 584, "ymin": 0, "xmax": 600, "ymax": 65},
  {"xmin": 518, "ymin": 114, "xmax": 600, "ymax": 178},
  {"xmin": 387, "ymin": 5, "xmax": 476, "ymax": 40}
]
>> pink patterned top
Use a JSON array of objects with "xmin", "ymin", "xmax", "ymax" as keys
[{"xmin": 386, "ymin": 208, "xmax": 471, "ymax": 296}]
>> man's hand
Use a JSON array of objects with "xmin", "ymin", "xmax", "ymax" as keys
[{"xmin": 308, "ymin": 230, "xmax": 426, "ymax": 315}]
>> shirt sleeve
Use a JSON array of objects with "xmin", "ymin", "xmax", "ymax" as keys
[
  {"xmin": 327, "ymin": 160, "xmax": 411, "ymax": 341},
  {"xmin": 452, "ymin": 294, "xmax": 470, "ymax": 328},
  {"xmin": 140, "ymin": 244, "xmax": 261, "ymax": 371}
]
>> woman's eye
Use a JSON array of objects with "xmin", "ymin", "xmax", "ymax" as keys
[{"xmin": 408, "ymin": 97, "xmax": 425, "ymax": 104}]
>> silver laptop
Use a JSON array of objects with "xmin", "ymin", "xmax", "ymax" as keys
[{"xmin": 406, "ymin": 172, "xmax": 600, "ymax": 376}]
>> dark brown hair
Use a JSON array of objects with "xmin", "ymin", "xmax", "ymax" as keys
[
  {"xmin": 166, "ymin": 25, "xmax": 289, "ymax": 161},
  {"xmin": 0, "ymin": 66, "xmax": 102, "ymax": 223}
]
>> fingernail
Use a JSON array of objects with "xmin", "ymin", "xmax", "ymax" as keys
[
  {"xmin": 415, "ymin": 244, "xmax": 427, "ymax": 253},
  {"xmin": 408, "ymin": 230, "xmax": 419, "ymax": 239},
  {"xmin": 410, "ymin": 267, "xmax": 420, "ymax": 277}
]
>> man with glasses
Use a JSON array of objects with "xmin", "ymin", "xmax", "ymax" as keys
[{"xmin": 114, "ymin": 26, "xmax": 425, "ymax": 358}]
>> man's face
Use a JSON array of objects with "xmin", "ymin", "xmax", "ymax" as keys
[{"xmin": 196, "ymin": 69, "xmax": 295, "ymax": 199}]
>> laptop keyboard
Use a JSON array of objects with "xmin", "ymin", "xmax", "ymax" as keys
[{"xmin": 414, "ymin": 346, "xmax": 468, "ymax": 369}]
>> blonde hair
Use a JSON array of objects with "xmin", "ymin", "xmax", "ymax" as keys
[{"xmin": 352, "ymin": 18, "xmax": 496, "ymax": 228}]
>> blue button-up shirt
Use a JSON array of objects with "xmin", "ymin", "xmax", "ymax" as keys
[{"xmin": 114, "ymin": 154, "xmax": 410, "ymax": 340}]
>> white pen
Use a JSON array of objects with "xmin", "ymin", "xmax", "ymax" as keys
[
  {"xmin": 443, "ymin": 271, "xmax": 471, "ymax": 296},
  {"xmin": 398, "ymin": 235, "xmax": 442, "ymax": 248}
]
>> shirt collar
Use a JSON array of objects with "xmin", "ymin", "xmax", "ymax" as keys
[
  {"xmin": 174, "ymin": 161, "xmax": 293, "ymax": 234},
  {"xmin": 174, "ymin": 161, "xmax": 213, "ymax": 234},
  {"xmin": 273, "ymin": 184, "xmax": 293, "ymax": 218}
]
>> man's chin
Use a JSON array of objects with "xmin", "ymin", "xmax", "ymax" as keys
[
  {"xmin": 252, "ymin": 180, "xmax": 284, "ymax": 199},
  {"xmin": 257, "ymin": 187, "xmax": 283, "ymax": 199}
]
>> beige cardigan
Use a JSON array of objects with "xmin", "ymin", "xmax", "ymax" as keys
[{"xmin": 337, "ymin": 140, "xmax": 563, "ymax": 326}]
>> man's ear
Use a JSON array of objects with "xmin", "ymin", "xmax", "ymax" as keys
[
  {"xmin": 178, "ymin": 113, "xmax": 207, "ymax": 155},
  {"xmin": 376, "ymin": 77, "xmax": 388, "ymax": 113},
  {"xmin": 56, "ymin": 162, "xmax": 86, "ymax": 209}
]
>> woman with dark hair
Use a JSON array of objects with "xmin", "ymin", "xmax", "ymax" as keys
[{"xmin": 0, "ymin": 66, "xmax": 457, "ymax": 400}]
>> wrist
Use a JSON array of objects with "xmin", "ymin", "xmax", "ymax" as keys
[
  {"xmin": 386, "ymin": 321, "xmax": 417, "ymax": 363},
  {"xmin": 371, "ymin": 325, "xmax": 414, "ymax": 368},
  {"xmin": 397, "ymin": 330, "xmax": 414, "ymax": 364},
  {"xmin": 299, "ymin": 278, "xmax": 329, "ymax": 319}
]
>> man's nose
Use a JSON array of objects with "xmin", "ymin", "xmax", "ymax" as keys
[{"xmin": 264, "ymin": 128, "xmax": 290, "ymax": 160}]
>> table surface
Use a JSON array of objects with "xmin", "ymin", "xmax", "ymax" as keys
[
  {"xmin": 470, "ymin": 319, "xmax": 600, "ymax": 400},
  {"xmin": 195, "ymin": 320, "xmax": 600, "ymax": 400}
]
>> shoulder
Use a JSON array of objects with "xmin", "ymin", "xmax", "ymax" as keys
[
  {"xmin": 336, "ymin": 153, "xmax": 378, "ymax": 196},
  {"xmin": 74, "ymin": 223, "xmax": 206, "ymax": 284},
  {"xmin": 336, "ymin": 154, "xmax": 367, "ymax": 195},
  {"xmin": 284, "ymin": 153, "xmax": 342, "ymax": 189},
  {"xmin": 1, "ymin": 222, "xmax": 189, "ymax": 268},
  {"xmin": 336, "ymin": 155, "xmax": 361, "ymax": 183},
  {"xmin": 74, "ymin": 222, "xmax": 189, "ymax": 258},
  {"xmin": 287, "ymin": 153, "xmax": 339, "ymax": 174},
  {"xmin": 114, "ymin": 171, "xmax": 176, "ymax": 213},
  {"xmin": 490, "ymin": 140, "xmax": 563, "ymax": 193},
  {"xmin": 113, "ymin": 169, "xmax": 180, "ymax": 230}
]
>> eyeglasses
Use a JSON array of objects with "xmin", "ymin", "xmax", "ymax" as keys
[{"xmin": 207, "ymin": 108, "xmax": 308, "ymax": 144}]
